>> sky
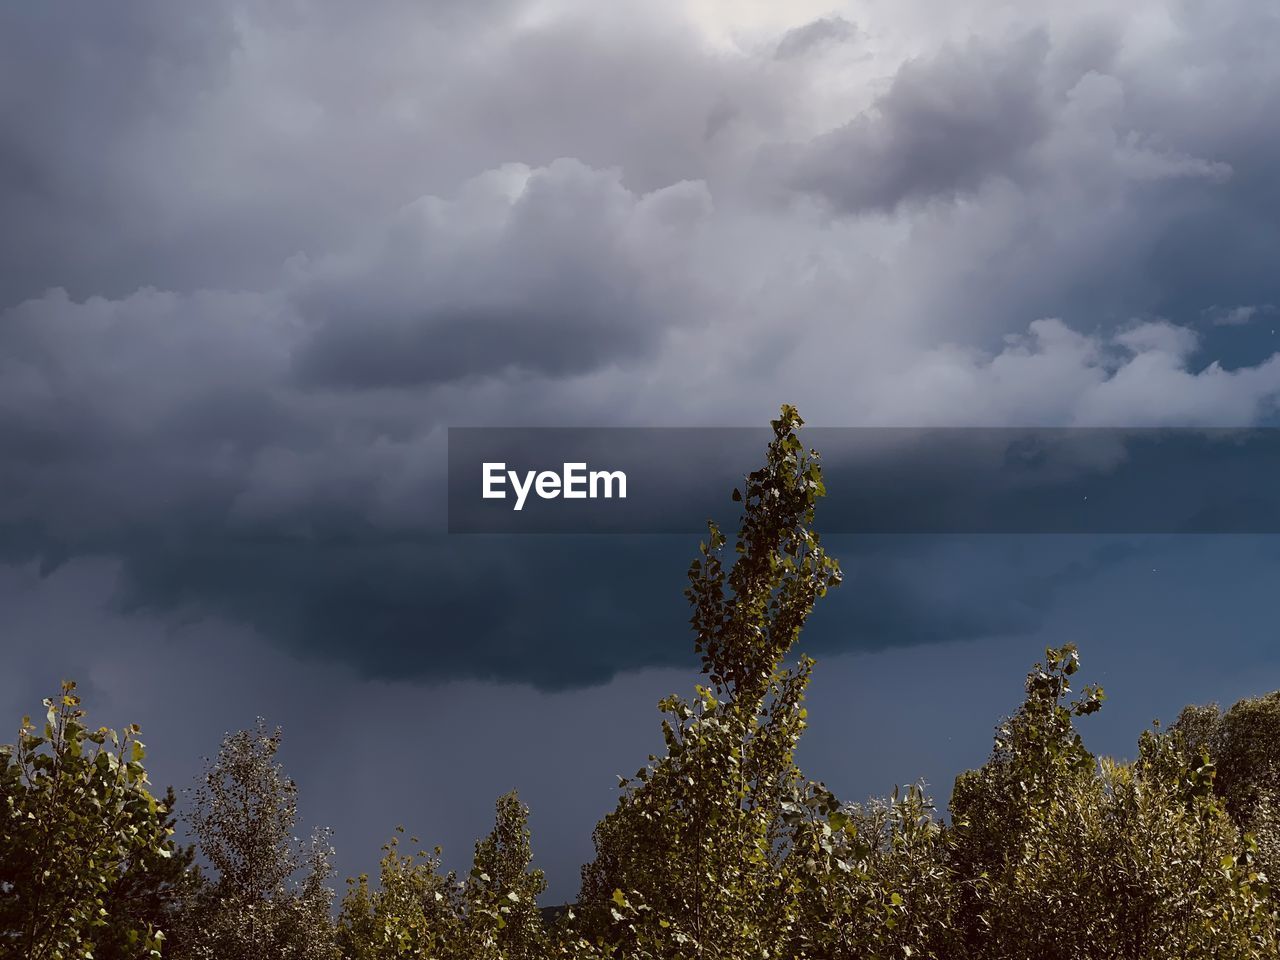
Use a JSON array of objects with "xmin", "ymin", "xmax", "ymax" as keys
[{"xmin": 3, "ymin": 0, "xmax": 1280, "ymax": 903}]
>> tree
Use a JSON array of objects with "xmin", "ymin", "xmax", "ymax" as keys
[
  {"xmin": 950, "ymin": 647, "xmax": 1277, "ymax": 959},
  {"xmin": 176, "ymin": 720, "xmax": 337, "ymax": 960},
  {"xmin": 0, "ymin": 681, "xmax": 174, "ymax": 960},
  {"xmin": 576, "ymin": 404, "xmax": 842, "ymax": 958},
  {"xmin": 949, "ymin": 643, "xmax": 1105, "ymax": 953}
]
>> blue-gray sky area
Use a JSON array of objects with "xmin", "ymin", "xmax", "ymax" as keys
[{"xmin": 4, "ymin": 0, "xmax": 1280, "ymax": 903}]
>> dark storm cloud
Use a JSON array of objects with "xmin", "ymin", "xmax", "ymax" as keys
[
  {"xmin": 0, "ymin": 289, "xmax": 1163, "ymax": 689},
  {"xmin": 0, "ymin": 302, "xmax": 1177, "ymax": 687},
  {"xmin": 5, "ymin": 0, "xmax": 1280, "ymax": 690},
  {"xmin": 0, "ymin": 522, "xmax": 1152, "ymax": 691}
]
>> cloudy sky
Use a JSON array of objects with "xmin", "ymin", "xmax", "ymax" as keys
[{"xmin": 4, "ymin": 0, "xmax": 1280, "ymax": 901}]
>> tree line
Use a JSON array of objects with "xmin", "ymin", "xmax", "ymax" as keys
[{"xmin": 4, "ymin": 406, "xmax": 1280, "ymax": 959}]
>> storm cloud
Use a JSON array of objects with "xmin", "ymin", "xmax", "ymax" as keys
[{"xmin": 5, "ymin": 0, "xmax": 1280, "ymax": 688}]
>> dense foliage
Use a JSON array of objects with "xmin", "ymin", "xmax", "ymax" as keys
[
  {"xmin": 0, "ymin": 683, "xmax": 175, "ymax": 960},
  {"xmin": 4, "ymin": 407, "xmax": 1280, "ymax": 959}
]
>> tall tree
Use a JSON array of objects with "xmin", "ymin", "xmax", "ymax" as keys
[{"xmin": 577, "ymin": 404, "xmax": 842, "ymax": 958}]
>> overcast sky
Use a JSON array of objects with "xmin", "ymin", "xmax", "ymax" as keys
[{"xmin": 4, "ymin": 0, "xmax": 1280, "ymax": 902}]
